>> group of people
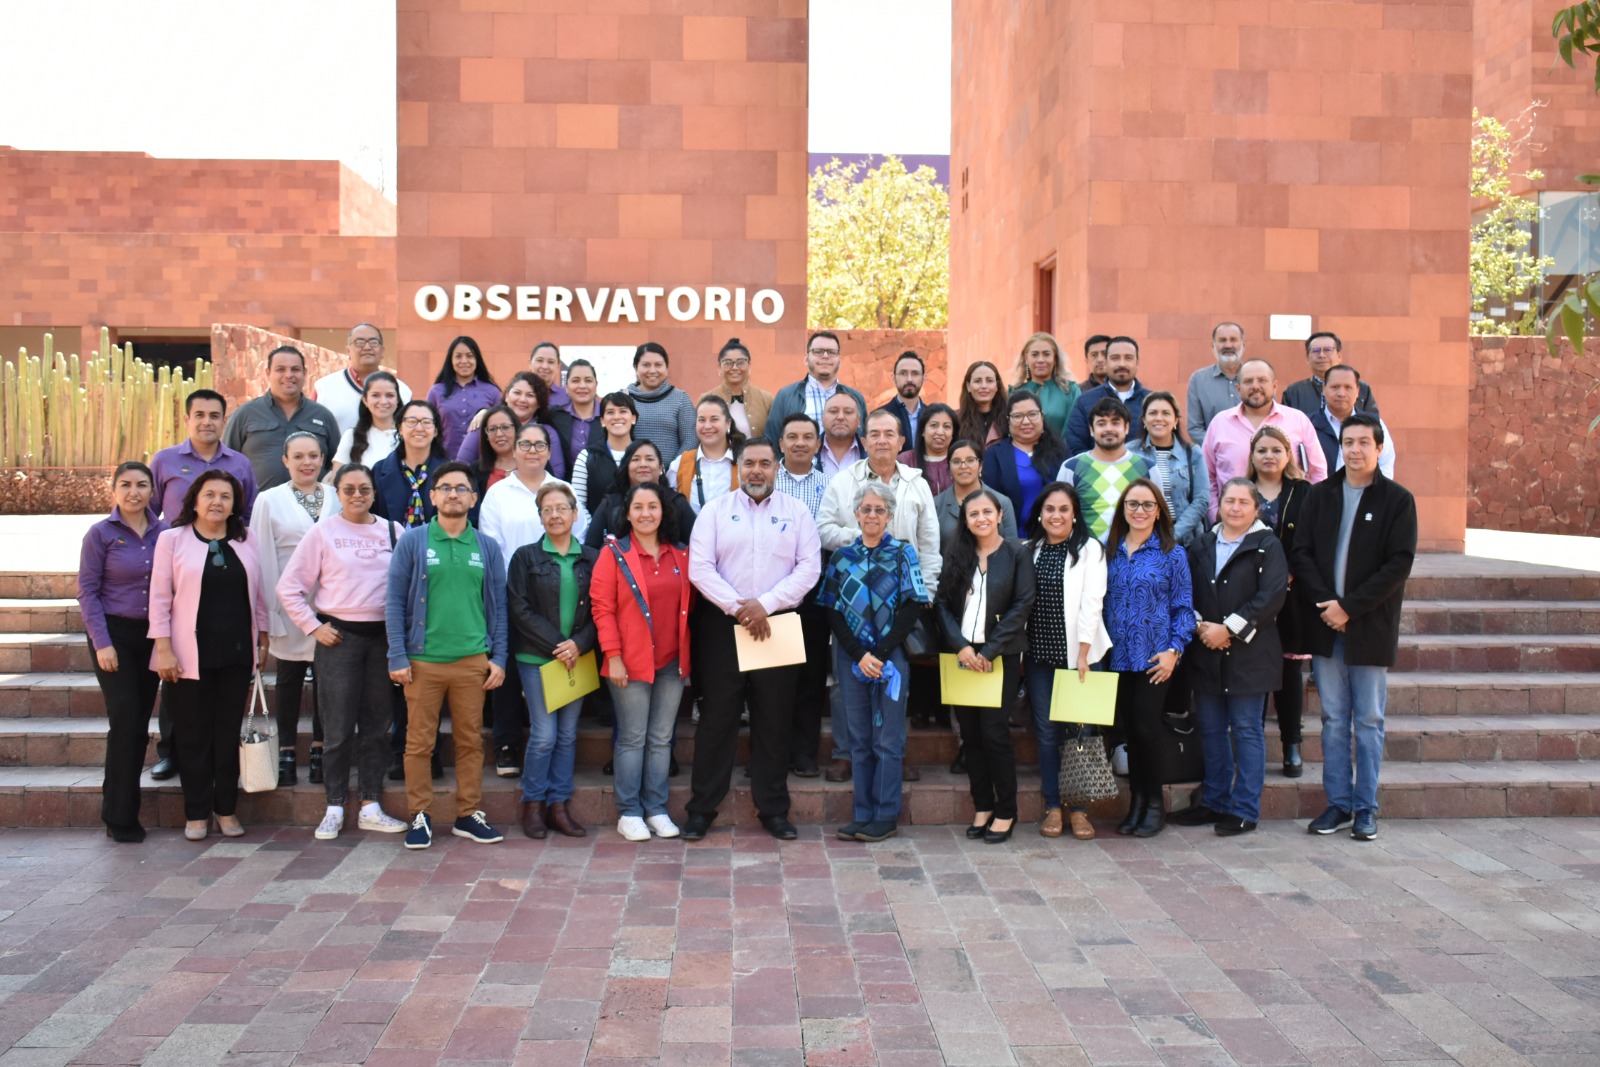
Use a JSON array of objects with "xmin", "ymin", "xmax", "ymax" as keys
[{"xmin": 78, "ymin": 320, "xmax": 1416, "ymax": 848}]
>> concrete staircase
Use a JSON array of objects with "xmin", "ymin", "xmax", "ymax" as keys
[{"xmin": 1, "ymin": 555, "xmax": 1597, "ymax": 830}]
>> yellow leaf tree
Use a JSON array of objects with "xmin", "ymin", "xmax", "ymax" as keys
[{"xmin": 808, "ymin": 155, "xmax": 949, "ymax": 329}]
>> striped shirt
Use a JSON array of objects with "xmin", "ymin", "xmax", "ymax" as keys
[{"xmin": 775, "ymin": 463, "xmax": 829, "ymax": 520}]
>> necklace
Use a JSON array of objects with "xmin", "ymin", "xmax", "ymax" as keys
[{"xmin": 291, "ymin": 483, "xmax": 325, "ymax": 521}]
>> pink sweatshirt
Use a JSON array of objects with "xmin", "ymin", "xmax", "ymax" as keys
[{"xmin": 276, "ymin": 513, "xmax": 402, "ymax": 633}]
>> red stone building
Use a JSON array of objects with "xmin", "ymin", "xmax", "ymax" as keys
[{"xmin": 0, "ymin": 148, "xmax": 396, "ymax": 364}]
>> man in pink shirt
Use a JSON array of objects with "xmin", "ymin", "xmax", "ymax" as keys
[{"xmin": 1202, "ymin": 358, "xmax": 1328, "ymax": 519}]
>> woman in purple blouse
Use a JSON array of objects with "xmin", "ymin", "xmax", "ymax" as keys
[
  {"xmin": 425, "ymin": 335, "xmax": 502, "ymax": 458},
  {"xmin": 77, "ymin": 462, "xmax": 167, "ymax": 843}
]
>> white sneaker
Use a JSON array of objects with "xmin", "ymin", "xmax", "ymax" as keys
[
  {"xmin": 646, "ymin": 814, "xmax": 680, "ymax": 838},
  {"xmin": 617, "ymin": 816, "xmax": 651, "ymax": 842},
  {"xmin": 358, "ymin": 807, "xmax": 407, "ymax": 833},
  {"xmin": 314, "ymin": 808, "xmax": 344, "ymax": 841}
]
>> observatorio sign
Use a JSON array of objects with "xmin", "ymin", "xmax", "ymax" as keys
[{"xmin": 413, "ymin": 284, "xmax": 785, "ymax": 324}]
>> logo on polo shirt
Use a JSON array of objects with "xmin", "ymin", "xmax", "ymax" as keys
[
  {"xmin": 469, "ymin": 551, "xmax": 483, "ymax": 569},
  {"xmin": 426, "ymin": 548, "xmax": 439, "ymax": 566}
]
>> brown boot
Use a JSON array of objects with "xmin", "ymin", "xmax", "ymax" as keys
[
  {"xmin": 824, "ymin": 758, "xmax": 853, "ymax": 783},
  {"xmin": 520, "ymin": 801, "xmax": 546, "ymax": 840},
  {"xmin": 547, "ymin": 801, "xmax": 587, "ymax": 838}
]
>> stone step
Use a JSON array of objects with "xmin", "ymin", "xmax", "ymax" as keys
[
  {"xmin": 1401, "ymin": 600, "xmax": 1600, "ymax": 636},
  {"xmin": 6, "ymin": 759, "xmax": 1597, "ymax": 830},
  {"xmin": 0, "ymin": 599, "xmax": 81, "ymax": 634},
  {"xmin": 17, "ymin": 710, "xmax": 1599, "ymax": 769},
  {"xmin": 0, "ymin": 574, "xmax": 77, "ymax": 600},
  {"xmin": 0, "ymin": 634, "xmax": 304, "ymax": 675},
  {"xmin": 1393, "ymin": 634, "xmax": 1600, "ymax": 673}
]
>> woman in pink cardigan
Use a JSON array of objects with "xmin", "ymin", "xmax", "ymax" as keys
[{"xmin": 148, "ymin": 470, "xmax": 269, "ymax": 841}]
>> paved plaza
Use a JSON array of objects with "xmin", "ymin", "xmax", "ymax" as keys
[{"xmin": 0, "ymin": 819, "xmax": 1594, "ymax": 1066}]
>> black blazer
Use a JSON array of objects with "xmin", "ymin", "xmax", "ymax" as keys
[
  {"xmin": 1282, "ymin": 377, "xmax": 1378, "ymax": 421},
  {"xmin": 1187, "ymin": 526, "xmax": 1288, "ymax": 696},
  {"xmin": 369, "ymin": 451, "xmax": 438, "ymax": 527},
  {"xmin": 882, "ymin": 396, "xmax": 920, "ymax": 450},
  {"xmin": 1264, "ymin": 479, "xmax": 1313, "ymax": 655},
  {"xmin": 546, "ymin": 407, "xmax": 598, "ymax": 468},
  {"xmin": 1288, "ymin": 469, "xmax": 1417, "ymax": 667},
  {"xmin": 576, "ymin": 443, "xmax": 622, "ymax": 513},
  {"xmin": 934, "ymin": 539, "xmax": 1037, "ymax": 660},
  {"xmin": 506, "ymin": 539, "xmax": 599, "ymax": 662},
  {"xmin": 981, "ymin": 437, "xmax": 1064, "ymax": 523}
]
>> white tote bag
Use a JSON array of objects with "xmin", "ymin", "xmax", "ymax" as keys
[{"xmin": 238, "ymin": 671, "xmax": 279, "ymax": 793}]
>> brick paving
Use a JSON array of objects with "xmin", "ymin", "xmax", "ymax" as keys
[{"xmin": 0, "ymin": 821, "xmax": 1595, "ymax": 1065}]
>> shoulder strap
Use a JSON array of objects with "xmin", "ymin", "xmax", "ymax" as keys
[
  {"xmin": 607, "ymin": 537, "xmax": 653, "ymax": 633},
  {"xmin": 676, "ymin": 451, "xmax": 696, "ymax": 498}
]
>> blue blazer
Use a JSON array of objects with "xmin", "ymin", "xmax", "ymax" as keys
[
  {"xmin": 981, "ymin": 438, "xmax": 1064, "ymax": 523},
  {"xmin": 370, "ymin": 451, "xmax": 440, "ymax": 527},
  {"xmin": 1065, "ymin": 381, "xmax": 1152, "ymax": 456}
]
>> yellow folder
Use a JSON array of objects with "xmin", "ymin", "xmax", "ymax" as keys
[
  {"xmin": 939, "ymin": 653, "xmax": 1005, "ymax": 707},
  {"xmin": 1048, "ymin": 669, "xmax": 1119, "ymax": 726},
  {"xmin": 540, "ymin": 651, "xmax": 600, "ymax": 712}
]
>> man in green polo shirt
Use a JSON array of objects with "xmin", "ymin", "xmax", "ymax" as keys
[{"xmin": 385, "ymin": 461, "xmax": 510, "ymax": 849}]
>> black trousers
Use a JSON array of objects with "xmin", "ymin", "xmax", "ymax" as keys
[
  {"xmin": 274, "ymin": 659, "xmax": 323, "ymax": 752},
  {"xmin": 1269, "ymin": 658, "xmax": 1305, "ymax": 745},
  {"xmin": 952, "ymin": 654, "xmax": 1021, "ymax": 820},
  {"xmin": 89, "ymin": 615, "xmax": 160, "ymax": 829},
  {"xmin": 1116, "ymin": 669, "xmax": 1171, "ymax": 798},
  {"xmin": 172, "ymin": 663, "xmax": 253, "ymax": 820},
  {"xmin": 689, "ymin": 607, "xmax": 799, "ymax": 820},
  {"xmin": 791, "ymin": 601, "xmax": 831, "ymax": 766}
]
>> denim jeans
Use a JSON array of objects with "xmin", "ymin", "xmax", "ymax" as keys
[
  {"xmin": 832, "ymin": 644, "xmax": 909, "ymax": 823},
  {"xmin": 1312, "ymin": 638, "xmax": 1389, "ymax": 815},
  {"xmin": 1024, "ymin": 660, "xmax": 1070, "ymax": 811},
  {"xmin": 517, "ymin": 661, "xmax": 584, "ymax": 804},
  {"xmin": 611, "ymin": 661, "xmax": 684, "ymax": 818},
  {"xmin": 315, "ymin": 624, "xmax": 392, "ymax": 806},
  {"xmin": 1193, "ymin": 690, "xmax": 1268, "ymax": 822}
]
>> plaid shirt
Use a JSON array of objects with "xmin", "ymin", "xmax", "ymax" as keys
[
  {"xmin": 803, "ymin": 376, "xmax": 841, "ymax": 426},
  {"xmin": 775, "ymin": 463, "xmax": 828, "ymax": 521}
]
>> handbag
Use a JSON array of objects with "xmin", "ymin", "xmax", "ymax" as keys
[
  {"xmin": 238, "ymin": 671, "xmax": 279, "ymax": 793},
  {"xmin": 1148, "ymin": 710, "xmax": 1207, "ymax": 785},
  {"xmin": 1057, "ymin": 726, "xmax": 1119, "ymax": 805},
  {"xmin": 902, "ymin": 611, "xmax": 935, "ymax": 659}
]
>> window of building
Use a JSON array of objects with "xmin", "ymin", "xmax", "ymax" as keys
[{"xmin": 1035, "ymin": 256, "xmax": 1056, "ymax": 335}]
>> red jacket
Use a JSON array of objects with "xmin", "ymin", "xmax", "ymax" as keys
[{"xmin": 590, "ymin": 536, "xmax": 694, "ymax": 681}]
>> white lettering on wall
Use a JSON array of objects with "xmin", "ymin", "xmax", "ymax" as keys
[{"xmin": 412, "ymin": 284, "xmax": 788, "ymax": 324}]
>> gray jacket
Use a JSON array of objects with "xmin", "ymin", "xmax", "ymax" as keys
[{"xmin": 933, "ymin": 483, "xmax": 1019, "ymax": 555}]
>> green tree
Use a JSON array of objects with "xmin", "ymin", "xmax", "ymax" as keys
[
  {"xmin": 808, "ymin": 155, "xmax": 949, "ymax": 329},
  {"xmin": 1549, "ymin": 0, "xmax": 1600, "ymax": 418},
  {"xmin": 1470, "ymin": 109, "xmax": 1554, "ymax": 335}
]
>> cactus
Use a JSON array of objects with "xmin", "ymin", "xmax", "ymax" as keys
[{"xmin": 0, "ymin": 329, "xmax": 211, "ymax": 467}]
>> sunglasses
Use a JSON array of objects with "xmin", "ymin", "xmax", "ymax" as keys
[{"xmin": 206, "ymin": 539, "xmax": 227, "ymax": 568}]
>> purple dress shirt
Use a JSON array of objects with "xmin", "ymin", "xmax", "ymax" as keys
[
  {"xmin": 426, "ymin": 379, "xmax": 503, "ymax": 459},
  {"xmin": 149, "ymin": 440, "xmax": 259, "ymax": 521},
  {"xmin": 77, "ymin": 508, "xmax": 167, "ymax": 649},
  {"xmin": 558, "ymin": 402, "xmax": 600, "ymax": 456},
  {"xmin": 688, "ymin": 489, "xmax": 822, "ymax": 617},
  {"xmin": 456, "ymin": 419, "xmax": 568, "ymax": 480}
]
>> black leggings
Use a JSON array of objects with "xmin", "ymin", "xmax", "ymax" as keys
[
  {"xmin": 1268, "ymin": 658, "xmax": 1305, "ymax": 745},
  {"xmin": 89, "ymin": 615, "xmax": 160, "ymax": 829},
  {"xmin": 173, "ymin": 663, "xmax": 253, "ymax": 820},
  {"xmin": 952, "ymin": 654, "xmax": 1021, "ymax": 820},
  {"xmin": 1116, "ymin": 670, "xmax": 1171, "ymax": 798},
  {"xmin": 274, "ymin": 659, "xmax": 323, "ymax": 752}
]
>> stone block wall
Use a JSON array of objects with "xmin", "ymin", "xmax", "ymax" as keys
[
  {"xmin": 830, "ymin": 329, "xmax": 949, "ymax": 413},
  {"xmin": 1468, "ymin": 336, "xmax": 1600, "ymax": 535},
  {"xmin": 209, "ymin": 325, "xmax": 345, "ymax": 411}
]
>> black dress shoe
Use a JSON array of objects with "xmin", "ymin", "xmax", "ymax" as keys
[
  {"xmin": 1282, "ymin": 742, "xmax": 1303, "ymax": 778},
  {"xmin": 1133, "ymin": 802, "xmax": 1166, "ymax": 838},
  {"xmin": 760, "ymin": 815, "xmax": 798, "ymax": 841},
  {"xmin": 1117, "ymin": 790, "xmax": 1147, "ymax": 836},
  {"xmin": 603, "ymin": 760, "xmax": 614, "ymax": 776},
  {"xmin": 680, "ymin": 813, "xmax": 714, "ymax": 841},
  {"xmin": 307, "ymin": 747, "xmax": 324, "ymax": 784},
  {"xmin": 792, "ymin": 758, "xmax": 821, "ymax": 778},
  {"xmin": 837, "ymin": 821, "xmax": 867, "ymax": 840},
  {"xmin": 106, "ymin": 824, "xmax": 146, "ymax": 843},
  {"xmin": 1171, "ymin": 803, "xmax": 1223, "ymax": 827},
  {"xmin": 1215, "ymin": 816, "xmax": 1257, "ymax": 836},
  {"xmin": 965, "ymin": 818, "xmax": 991, "ymax": 840},
  {"xmin": 984, "ymin": 819, "xmax": 1015, "ymax": 844},
  {"xmin": 149, "ymin": 757, "xmax": 176, "ymax": 781}
]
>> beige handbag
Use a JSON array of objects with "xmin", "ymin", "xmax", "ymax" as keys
[{"xmin": 238, "ymin": 672, "xmax": 279, "ymax": 793}]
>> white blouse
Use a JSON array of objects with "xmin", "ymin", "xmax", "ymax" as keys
[
  {"xmin": 478, "ymin": 473, "xmax": 586, "ymax": 562},
  {"xmin": 248, "ymin": 482, "xmax": 327, "ymax": 662},
  {"xmin": 960, "ymin": 565, "xmax": 988, "ymax": 646}
]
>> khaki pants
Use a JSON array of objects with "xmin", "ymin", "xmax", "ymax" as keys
[{"xmin": 403, "ymin": 655, "xmax": 489, "ymax": 818}]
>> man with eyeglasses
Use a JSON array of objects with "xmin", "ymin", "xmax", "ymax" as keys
[
  {"xmin": 223, "ymin": 345, "xmax": 339, "ymax": 491},
  {"xmin": 882, "ymin": 350, "xmax": 927, "ymax": 446},
  {"xmin": 763, "ymin": 330, "xmax": 868, "ymax": 449},
  {"xmin": 816, "ymin": 409, "xmax": 942, "ymax": 783},
  {"xmin": 1283, "ymin": 331, "xmax": 1380, "ymax": 420},
  {"xmin": 683, "ymin": 440, "xmax": 822, "ymax": 842},
  {"xmin": 1184, "ymin": 321, "xmax": 1247, "ymax": 444},
  {"xmin": 1202, "ymin": 358, "xmax": 1327, "ymax": 520},
  {"xmin": 706, "ymin": 337, "xmax": 775, "ymax": 439},
  {"xmin": 1056, "ymin": 396, "xmax": 1152, "ymax": 541},
  {"xmin": 310, "ymin": 323, "xmax": 414, "ymax": 436},
  {"xmin": 386, "ymin": 461, "xmax": 508, "ymax": 850}
]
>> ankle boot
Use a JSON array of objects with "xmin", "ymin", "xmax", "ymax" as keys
[
  {"xmin": 1134, "ymin": 796, "xmax": 1167, "ymax": 838},
  {"xmin": 278, "ymin": 750, "xmax": 296, "ymax": 788},
  {"xmin": 1117, "ymin": 788, "xmax": 1147, "ymax": 836},
  {"xmin": 547, "ymin": 801, "xmax": 587, "ymax": 838},
  {"xmin": 307, "ymin": 747, "xmax": 324, "ymax": 784},
  {"xmin": 520, "ymin": 801, "xmax": 546, "ymax": 839},
  {"xmin": 1282, "ymin": 742, "xmax": 1303, "ymax": 778}
]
